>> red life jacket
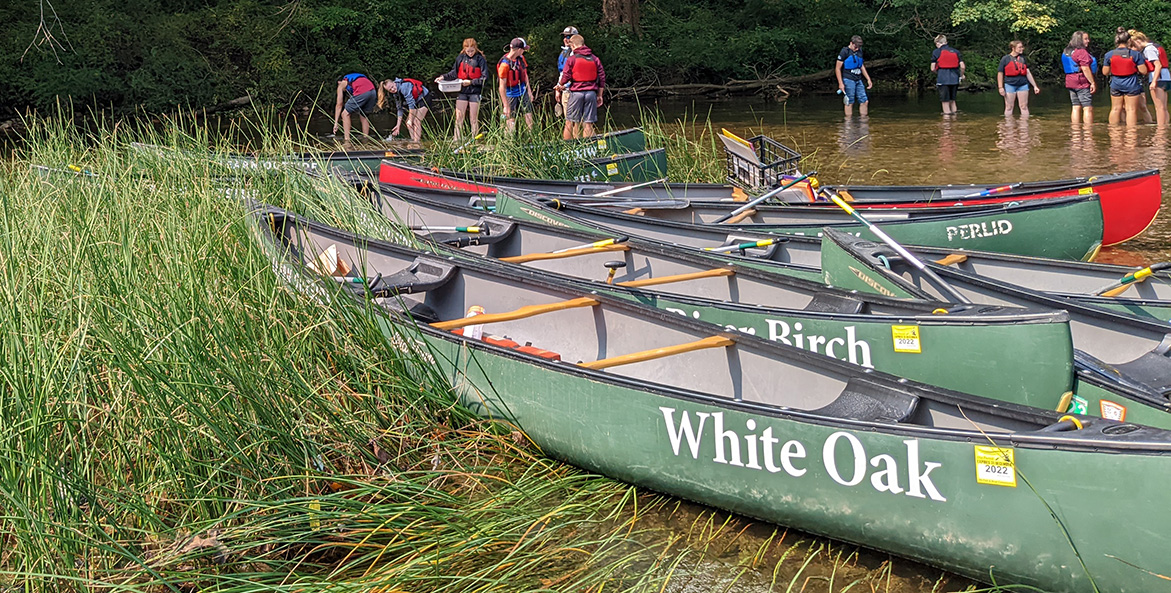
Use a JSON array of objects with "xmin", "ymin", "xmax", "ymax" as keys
[
  {"xmin": 1004, "ymin": 57, "xmax": 1028, "ymax": 77},
  {"xmin": 1143, "ymin": 43, "xmax": 1170, "ymax": 71},
  {"xmin": 936, "ymin": 48, "xmax": 960, "ymax": 69},
  {"xmin": 457, "ymin": 56, "xmax": 482, "ymax": 80},
  {"xmin": 1108, "ymin": 48, "xmax": 1140, "ymax": 76},
  {"xmin": 569, "ymin": 53, "xmax": 599, "ymax": 82},
  {"xmin": 403, "ymin": 78, "xmax": 425, "ymax": 100},
  {"xmin": 501, "ymin": 55, "xmax": 528, "ymax": 88}
]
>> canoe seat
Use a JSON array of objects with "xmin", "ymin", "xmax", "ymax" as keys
[
  {"xmin": 367, "ymin": 257, "xmax": 457, "ymax": 296},
  {"xmin": 1111, "ymin": 334, "xmax": 1171, "ymax": 396},
  {"xmin": 810, "ymin": 378, "xmax": 919, "ymax": 423},
  {"xmin": 804, "ymin": 293, "xmax": 866, "ymax": 314},
  {"xmin": 452, "ymin": 329, "xmax": 562, "ymax": 361}
]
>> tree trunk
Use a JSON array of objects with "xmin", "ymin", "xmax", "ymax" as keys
[{"xmin": 601, "ymin": 0, "xmax": 640, "ymax": 35}]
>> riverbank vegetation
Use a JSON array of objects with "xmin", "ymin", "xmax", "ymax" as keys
[
  {"xmin": 4, "ymin": 0, "xmax": 1171, "ymax": 115},
  {"xmin": 0, "ymin": 114, "xmax": 1014, "ymax": 591}
]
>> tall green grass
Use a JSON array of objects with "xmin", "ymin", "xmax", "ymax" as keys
[{"xmin": 1, "ymin": 113, "xmax": 999, "ymax": 593}]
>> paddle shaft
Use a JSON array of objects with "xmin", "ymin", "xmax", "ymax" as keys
[
  {"xmin": 589, "ymin": 178, "xmax": 668, "ymax": 198},
  {"xmin": 829, "ymin": 193, "xmax": 972, "ymax": 304},
  {"xmin": 712, "ymin": 172, "xmax": 813, "ymax": 224}
]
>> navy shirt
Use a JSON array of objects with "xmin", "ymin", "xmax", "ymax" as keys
[
  {"xmin": 1104, "ymin": 48, "xmax": 1144, "ymax": 94},
  {"xmin": 998, "ymin": 55, "xmax": 1029, "ymax": 87},
  {"xmin": 931, "ymin": 46, "xmax": 962, "ymax": 85},
  {"xmin": 837, "ymin": 47, "xmax": 864, "ymax": 81}
]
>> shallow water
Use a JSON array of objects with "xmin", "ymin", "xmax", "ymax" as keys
[{"xmin": 608, "ymin": 90, "xmax": 1170, "ymax": 265}]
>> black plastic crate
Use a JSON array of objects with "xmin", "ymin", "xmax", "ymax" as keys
[{"xmin": 723, "ymin": 135, "xmax": 802, "ymax": 191}]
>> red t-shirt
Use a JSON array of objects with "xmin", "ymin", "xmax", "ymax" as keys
[{"xmin": 1065, "ymin": 48, "xmax": 1093, "ymax": 90}]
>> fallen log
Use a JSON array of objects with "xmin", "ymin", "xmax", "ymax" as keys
[
  {"xmin": 607, "ymin": 58, "xmax": 897, "ymax": 99},
  {"xmin": 198, "ymin": 94, "xmax": 253, "ymax": 117}
]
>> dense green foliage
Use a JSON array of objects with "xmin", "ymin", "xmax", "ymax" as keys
[{"xmin": 3, "ymin": 0, "xmax": 1171, "ymax": 112}]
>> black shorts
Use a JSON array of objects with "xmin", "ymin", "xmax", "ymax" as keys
[
  {"xmin": 456, "ymin": 91, "xmax": 481, "ymax": 103},
  {"xmin": 507, "ymin": 94, "xmax": 533, "ymax": 115},
  {"xmin": 937, "ymin": 84, "xmax": 958, "ymax": 102}
]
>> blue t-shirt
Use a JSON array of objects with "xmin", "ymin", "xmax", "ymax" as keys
[
  {"xmin": 837, "ymin": 47, "xmax": 863, "ymax": 81},
  {"xmin": 1104, "ymin": 48, "xmax": 1144, "ymax": 94},
  {"xmin": 392, "ymin": 80, "xmax": 429, "ymax": 117},
  {"xmin": 931, "ymin": 46, "xmax": 962, "ymax": 85}
]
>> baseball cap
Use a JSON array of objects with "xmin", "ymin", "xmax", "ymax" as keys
[
  {"xmin": 562, "ymin": 26, "xmax": 579, "ymax": 36},
  {"xmin": 509, "ymin": 37, "xmax": 529, "ymax": 49}
]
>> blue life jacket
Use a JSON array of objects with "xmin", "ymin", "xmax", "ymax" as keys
[
  {"xmin": 843, "ymin": 49, "xmax": 863, "ymax": 71},
  {"xmin": 1061, "ymin": 50, "xmax": 1097, "ymax": 75}
]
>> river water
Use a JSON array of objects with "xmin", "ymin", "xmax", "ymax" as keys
[{"xmin": 302, "ymin": 90, "xmax": 1167, "ymax": 591}]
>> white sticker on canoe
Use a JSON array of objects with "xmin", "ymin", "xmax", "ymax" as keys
[
  {"xmin": 1100, "ymin": 400, "xmax": 1127, "ymax": 422},
  {"xmin": 891, "ymin": 325, "xmax": 921, "ymax": 353},
  {"xmin": 945, "ymin": 220, "xmax": 1013, "ymax": 241},
  {"xmin": 974, "ymin": 446, "xmax": 1016, "ymax": 487}
]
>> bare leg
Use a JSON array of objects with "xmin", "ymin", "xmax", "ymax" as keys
[
  {"xmin": 341, "ymin": 111, "xmax": 353, "ymax": 147},
  {"xmin": 468, "ymin": 101, "xmax": 480, "ymax": 138},
  {"xmin": 947, "ymin": 100, "xmax": 957, "ymax": 114},
  {"xmin": 1004, "ymin": 92, "xmax": 1017, "ymax": 116},
  {"xmin": 1017, "ymin": 91, "xmax": 1030, "ymax": 117},
  {"xmin": 563, "ymin": 119, "xmax": 574, "ymax": 140},
  {"xmin": 858, "ymin": 100, "xmax": 868, "ymax": 116},
  {"xmin": 583, "ymin": 122, "xmax": 595, "ymax": 137},
  {"xmin": 1137, "ymin": 95, "xmax": 1154, "ymax": 124},
  {"xmin": 411, "ymin": 108, "xmax": 428, "ymax": 142},
  {"xmin": 1153, "ymin": 86, "xmax": 1169, "ymax": 127},
  {"xmin": 523, "ymin": 113, "xmax": 534, "ymax": 132},
  {"xmin": 844, "ymin": 102, "xmax": 853, "ymax": 117},
  {"xmin": 454, "ymin": 99, "xmax": 468, "ymax": 141},
  {"xmin": 505, "ymin": 118, "xmax": 516, "ymax": 135},
  {"xmin": 1084, "ymin": 106, "xmax": 1094, "ymax": 123},
  {"xmin": 1071, "ymin": 103, "xmax": 1081, "ymax": 124},
  {"xmin": 1125, "ymin": 95, "xmax": 1142, "ymax": 126},
  {"xmin": 1109, "ymin": 95, "xmax": 1124, "ymax": 124}
]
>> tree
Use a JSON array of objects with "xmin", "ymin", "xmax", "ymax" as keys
[{"xmin": 601, "ymin": 0, "xmax": 640, "ymax": 35}]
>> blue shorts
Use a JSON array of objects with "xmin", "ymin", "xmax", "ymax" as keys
[
  {"xmin": 843, "ymin": 78, "xmax": 868, "ymax": 105},
  {"xmin": 1004, "ymin": 82, "xmax": 1030, "ymax": 94}
]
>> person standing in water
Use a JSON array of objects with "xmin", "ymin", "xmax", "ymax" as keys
[
  {"xmin": 930, "ymin": 35, "xmax": 965, "ymax": 115},
  {"xmin": 332, "ymin": 73, "xmax": 377, "ymax": 149},
  {"xmin": 835, "ymin": 36, "xmax": 872, "ymax": 116},
  {"xmin": 556, "ymin": 26, "xmax": 579, "ymax": 120},
  {"xmin": 998, "ymin": 41, "xmax": 1041, "ymax": 117},
  {"xmin": 1130, "ymin": 30, "xmax": 1169, "ymax": 127},
  {"xmin": 1062, "ymin": 31, "xmax": 1097, "ymax": 124},
  {"xmin": 436, "ymin": 38, "xmax": 489, "ymax": 141},
  {"xmin": 377, "ymin": 77, "xmax": 432, "ymax": 142},
  {"xmin": 1102, "ymin": 27, "xmax": 1149, "ymax": 126}
]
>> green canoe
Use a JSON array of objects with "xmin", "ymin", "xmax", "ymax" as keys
[
  {"xmin": 465, "ymin": 189, "xmax": 1171, "ymax": 427},
  {"xmin": 360, "ymin": 183, "xmax": 1077, "ymax": 405},
  {"xmin": 254, "ymin": 204, "xmax": 1171, "ymax": 593},
  {"xmin": 129, "ymin": 128, "xmax": 648, "ymax": 177}
]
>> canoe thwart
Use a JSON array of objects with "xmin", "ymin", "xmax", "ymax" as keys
[
  {"xmin": 500, "ymin": 243, "xmax": 631, "ymax": 264},
  {"xmin": 431, "ymin": 296, "xmax": 600, "ymax": 331},
  {"xmin": 581, "ymin": 335, "xmax": 735, "ymax": 370},
  {"xmin": 616, "ymin": 267, "xmax": 735, "ymax": 289}
]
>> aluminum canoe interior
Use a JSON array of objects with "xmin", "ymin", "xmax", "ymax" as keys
[{"xmin": 255, "ymin": 204, "xmax": 1157, "ymax": 443}]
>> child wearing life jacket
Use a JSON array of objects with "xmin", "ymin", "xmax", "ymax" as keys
[
  {"xmin": 1102, "ymin": 27, "xmax": 1149, "ymax": 126},
  {"xmin": 436, "ymin": 38, "xmax": 489, "ymax": 141},
  {"xmin": 1129, "ymin": 30, "xmax": 1169, "ymax": 127},
  {"xmin": 1062, "ymin": 30, "xmax": 1097, "ymax": 124},
  {"xmin": 377, "ymin": 78, "xmax": 432, "ymax": 143},
  {"xmin": 930, "ymin": 35, "xmax": 965, "ymax": 115},
  {"xmin": 332, "ymin": 73, "xmax": 377, "ymax": 149},
  {"xmin": 834, "ymin": 35, "xmax": 872, "ymax": 117},
  {"xmin": 998, "ymin": 41, "xmax": 1041, "ymax": 117},
  {"xmin": 557, "ymin": 34, "xmax": 607, "ymax": 140},
  {"xmin": 498, "ymin": 38, "xmax": 535, "ymax": 135}
]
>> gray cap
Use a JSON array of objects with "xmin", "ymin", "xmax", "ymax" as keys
[{"xmin": 562, "ymin": 26, "xmax": 579, "ymax": 36}]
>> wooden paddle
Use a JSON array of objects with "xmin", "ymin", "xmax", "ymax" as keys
[
  {"xmin": 826, "ymin": 190, "xmax": 972, "ymax": 304},
  {"xmin": 711, "ymin": 172, "xmax": 815, "ymax": 224}
]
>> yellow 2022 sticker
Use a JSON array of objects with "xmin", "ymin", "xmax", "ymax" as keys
[
  {"xmin": 597, "ymin": 139, "xmax": 608, "ymax": 150},
  {"xmin": 1078, "ymin": 186, "xmax": 1093, "ymax": 195},
  {"xmin": 891, "ymin": 325, "xmax": 921, "ymax": 353},
  {"xmin": 974, "ymin": 446, "xmax": 1017, "ymax": 487},
  {"xmin": 606, "ymin": 163, "xmax": 619, "ymax": 176}
]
